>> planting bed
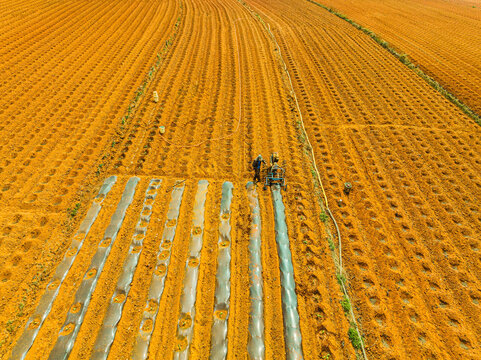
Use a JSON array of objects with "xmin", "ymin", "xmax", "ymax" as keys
[{"xmin": 5, "ymin": 177, "xmax": 348, "ymax": 359}]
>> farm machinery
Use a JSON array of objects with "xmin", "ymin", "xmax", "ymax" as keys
[{"xmin": 263, "ymin": 152, "xmax": 287, "ymax": 191}]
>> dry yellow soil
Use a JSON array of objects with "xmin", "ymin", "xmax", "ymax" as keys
[
  {"xmin": 313, "ymin": 0, "xmax": 481, "ymax": 114},
  {"xmin": 1, "ymin": 0, "xmax": 480, "ymax": 359}
]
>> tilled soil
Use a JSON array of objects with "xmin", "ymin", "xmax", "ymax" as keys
[
  {"xmin": 248, "ymin": 0, "xmax": 481, "ymax": 358},
  {"xmin": 1, "ymin": 0, "xmax": 480, "ymax": 359},
  {"xmin": 308, "ymin": 0, "xmax": 481, "ymax": 115}
]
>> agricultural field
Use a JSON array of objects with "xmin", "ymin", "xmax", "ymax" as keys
[
  {"xmin": 249, "ymin": 0, "xmax": 481, "ymax": 358},
  {"xmin": 312, "ymin": 0, "xmax": 481, "ymax": 115},
  {"xmin": 0, "ymin": 0, "xmax": 480, "ymax": 359}
]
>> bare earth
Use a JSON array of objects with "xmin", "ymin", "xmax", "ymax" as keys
[{"xmin": 0, "ymin": 0, "xmax": 480, "ymax": 359}]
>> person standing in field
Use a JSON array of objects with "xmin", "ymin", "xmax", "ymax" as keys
[
  {"xmin": 270, "ymin": 152, "xmax": 279, "ymax": 166},
  {"xmin": 252, "ymin": 155, "xmax": 266, "ymax": 183}
]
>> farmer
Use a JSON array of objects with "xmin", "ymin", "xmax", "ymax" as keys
[
  {"xmin": 270, "ymin": 152, "xmax": 279, "ymax": 166},
  {"xmin": 252, "ymin": 155, "xmax": 266, "ymax": 183}
]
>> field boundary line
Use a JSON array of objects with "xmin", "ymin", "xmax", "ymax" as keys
[
  {"xmin": 236, "ymin": 0, "xmax": 368, "ymax": 358},
  {"xmin": 306, "ymin": 0, "xmax": 481, "ymax": 127}
]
